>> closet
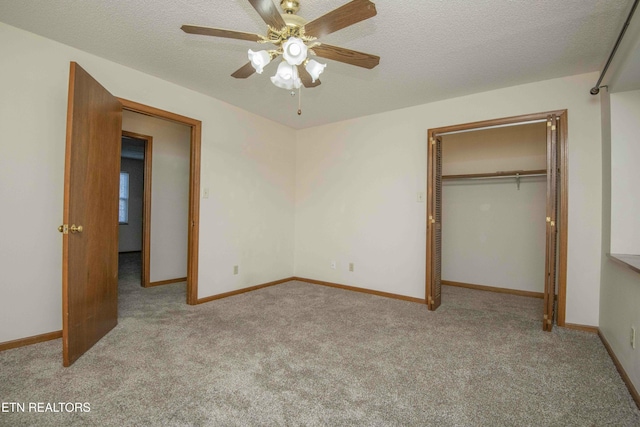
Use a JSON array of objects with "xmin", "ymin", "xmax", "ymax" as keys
[{"xmin": 426, "ymin": 111, "xmax": 567, "ymax": 331}]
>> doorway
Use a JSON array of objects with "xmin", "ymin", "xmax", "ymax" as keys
[
  {"xmin": 120, "ymin": 111, "xmax": 192, "ymax": 290},
  {"xmin": 118, "ymin": 98, "xmax": 202, "ymax": 305},
  {"xmin": 426, "ymin": 111, "xmax": 568, "ymax": 331}
]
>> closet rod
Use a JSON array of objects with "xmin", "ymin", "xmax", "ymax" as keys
[
  {"xmin": 442, "ymin": 169, "xmax": 547, "ymax": 181},
  {"xmin": 434, "ymin": 119, "xmax": 547, "ymax": 137},
  {"xmin": 590, "ymin": 0, "xmax": 639, "ymax": 95}
]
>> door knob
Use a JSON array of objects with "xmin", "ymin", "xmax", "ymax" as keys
[{"xmin": 70, "ymin": 224, "xmax": 83, "ymax": 233}]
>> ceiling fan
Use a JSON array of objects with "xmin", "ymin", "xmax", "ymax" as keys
[{"xmin": 181, "ymin": 0, "xmax": 379, "ymax": 91}]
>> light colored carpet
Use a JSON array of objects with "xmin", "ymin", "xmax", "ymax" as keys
[{"xmin": 0, "ymin": 252, "xmax": 638, "ymax": 426}]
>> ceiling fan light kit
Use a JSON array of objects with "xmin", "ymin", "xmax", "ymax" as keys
[
  {"xmin": 305, "ymin": 59, "xmax": 326, "ymax": 83},
  {"xmin": 248, "ymin": 49, "xmax": 272, "ymax": 74},
  {"xmin": 271, "ymin": 61, "xmax": 302, "ymax": 90},
  {"xmin": 181, "ymin": 0, "xmax": 380, "ymax": 114}
]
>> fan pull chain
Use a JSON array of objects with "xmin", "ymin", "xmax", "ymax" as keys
[{"xmin": 297, "ymin": 87, "xmax": 302, "ymax": 115}]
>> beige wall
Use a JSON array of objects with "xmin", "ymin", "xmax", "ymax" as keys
[
  {"xmin": 122, "ymin": 111, "xmax": 191, "ymax": 282},
  {"xmin": 599, "ymin": 88, "xmax": 640, "ymax": 394},
  {"xmin": 0, "ymin": 22, "xmax": 296, "ymax": 342},
  {"xmin": 610, "ymin": 90, "xmax": 640, "ymax": 255},
  {"xmin": 442, "ymin": 122, "xmax": 547, "ymax": 175},
  {"xmin": 295, "ymin": 72, "xmax": 602, "ymax": 326}
]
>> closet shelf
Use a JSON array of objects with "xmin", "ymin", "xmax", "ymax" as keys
[{"xmin": 442, "ymin": 169, "xmax": 547, "ymax": 180}]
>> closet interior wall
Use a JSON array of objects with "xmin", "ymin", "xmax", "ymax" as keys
[{"xmin": 441, "ymin": 122, "xmax": 548, "ymax": 294}]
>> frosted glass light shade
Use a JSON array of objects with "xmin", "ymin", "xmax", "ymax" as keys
[
  {"xmin": 270, "ymin": 61, "xmax": 301, "ymax": 90},
  {"xmin": 248, "ymin": 49, "xmax": 271, "ymax": 74},
  {"xmin": 282, "ymin": 37, "xmax": 308, "ymax": 66},
  {"xmin": 305, "ymin": 59, "xmax": 326, "ymax": 82}
]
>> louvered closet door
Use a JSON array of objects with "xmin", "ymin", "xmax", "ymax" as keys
[
  {"xmin": 427, "ymin": 135, "xmax": 443, "ymax": 310},
  {"xmin": 543, "ymin": 114, "xmax": 559, "ymax": 331}
]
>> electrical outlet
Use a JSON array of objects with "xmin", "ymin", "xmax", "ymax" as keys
[
  {"xmin": 331, "ymin": 260, "xmax": 337, "ymax": 270},
  {"xmin": 632, "ymin": 327, "xmax": 636, "ymax": 349},
  {"xmin": 349, "ymin": 262, "xmax": 354, "ymax": 272},
  {"xmin": 233, "ymin": 265, "xmax": 239, "ymax": 275}
]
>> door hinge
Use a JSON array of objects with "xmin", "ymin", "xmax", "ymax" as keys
[
  {"xmin": 429, "ymin": 215, "xmax": 435, "ymax": 224},
  {"xmin": 430, "ymin": 138, "xmax": 435, "ymax": 145},
  {"xmin": 552, "ymin": 125, "xmax": 556, "ymax": 131}
]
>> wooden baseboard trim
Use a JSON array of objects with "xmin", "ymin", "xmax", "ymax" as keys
[
  {"xmin": 293, "ymin": 277, "xmax": 425, "ymax": 304},
  {"xmin": 196, "ymin": 277, "xmax": 296, "ymax": 304},
  {"xmin": 598, "ymin": 330, "xmax": 640, "ymax": 409},
  {"xmin": 147, "ymin": 277, "xmax": 187, "ymax": 287},
  {"xmin": 0, "ymin": 330, "xmax": 62, "ymax": 352},
  {"xmin": 442, "ymin": 280, "xmax": 544, "ymax": 299},
  {"xmin": 563, "ymin": 323, "xmax": 599, "ymax": 334}
]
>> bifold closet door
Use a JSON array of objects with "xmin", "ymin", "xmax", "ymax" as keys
[
  {"xmin": 543, "ymin": 114, "xmax": 559, "ymax": 331},
  {"xmin": 427, "ymin": 135, "xmax": 442, "ymax": 310}
]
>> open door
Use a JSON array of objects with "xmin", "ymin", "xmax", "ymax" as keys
[
  {"xmin": 543, "ymin": 114, "xmax": 559, "ymax": 331},
  {"xmin": 60, "ymin": 62, "xmax": 122, "ymax": 366},
  {"xmin": 426, "ymin": 134, "xmax": 442, "ymax": 310}
]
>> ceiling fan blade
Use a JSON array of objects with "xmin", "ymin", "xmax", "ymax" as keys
[
  {"xmin": 181, "ymin": 25, "xmax": 262, "ymax": 42},
  {"xmin": 231, "ymin": 62, "xmax": 257, "ymax": 79},
  {"xmin": 304, "ymin": 0, "xmax": 377, "ymax": 38},
  {"xmin": 298, "ymin": 65, "xmax": 321, "ymax": 88},
  {"xmin": 248, "ymin": 0, "xmax": 286, "ymax": 29},
  {"xmin": 312, "ymin": 44, "xmax": 380, "ymax": 69}
]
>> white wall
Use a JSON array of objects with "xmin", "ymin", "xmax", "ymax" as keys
[
  {"xmin": 599, "ymin": 89, "xmax": 640, "ymax": 394},
  {"xmin": 0, "ymin": 22, "xmax": 296, "ymax": 343},
  {"xmin": 295, "ymin": 72, "xmax": 602, "ymax": 326},
  {"xmin": 118, "ymin": 157, "xmax": 144, "ymax": 252},
  {"xmin": 122, "ymin": 111, "xmax": 190, "ymax": 282},
  {"xmin": 610, "ymin": 90, "xmax": 640, "ymax": 255}
]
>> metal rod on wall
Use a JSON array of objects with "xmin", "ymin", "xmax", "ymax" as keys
[{"xmin": 590, "ymin": 0, "xmax": 639, "ymax": 95}]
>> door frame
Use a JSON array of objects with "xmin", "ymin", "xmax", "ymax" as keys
[
  {"xmin": 119, "ymin": 98, "xmax": 201, "ymax": 305},
  {"xmin": 121, "ymin": 130, "xmax": 153, "ymax": 288},
  {"xmin": 426, "ymin": 110, "xmax": 568, "ymax": 326}
]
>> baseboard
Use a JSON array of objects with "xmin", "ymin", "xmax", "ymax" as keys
[
  {"xmin": 563, "ymin": 323, "xmax": 599, "ymax": 333},
  {"xmin": 442, "ymin": 280, "xmax": 544, "ymax": 299},
  {"xmin": 196, "ymin": 277, "xmax": 296, "ymax": 304},
  {"xmin": 147, "ymin": 277, "xmax": 187, "ymax": 287},
  {"xmin": 293, "ymin": 277, "xmax": 425, "ymax": 304},
  {"xmin": 598, "ymin": 330, "xmax": 640, "ymax": 409},
  {"xmin": 0, "ymin": 330, "xmax": 62, "ymax": 352}
]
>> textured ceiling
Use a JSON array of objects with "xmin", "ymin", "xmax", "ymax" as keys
[{"xmin": 0, "ymin": 0, "xmax": 633, "ymax": 129}]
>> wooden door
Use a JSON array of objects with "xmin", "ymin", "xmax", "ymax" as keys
[
  {"xmin": 543, "ymin": 114, "xmax": 559, "ymax": 331},
  {"xmin": 61, "ymin": 62, "xmax": 122, "ymax": 366},
  {"xmin": 427, "ymin": 135, "xmax": 443, "ymax": 310}
]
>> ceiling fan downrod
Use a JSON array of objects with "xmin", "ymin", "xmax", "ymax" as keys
[{"xmin": 280, "ymin": 0, "xmax": 300, "ymax": 14}]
